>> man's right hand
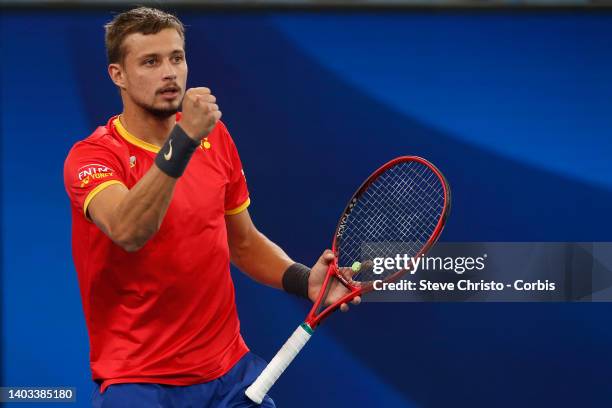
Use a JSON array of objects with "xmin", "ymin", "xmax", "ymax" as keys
[{"xmin": 178, "ymin": 87, "xmax": 222, "ymax": 141}]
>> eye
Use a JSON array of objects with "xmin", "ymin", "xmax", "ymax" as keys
[
  {"xmin": 173, "ymin": 55, "xmax": 184, "ymax": 63},
  {"xmin": 144, "ymin": 58, "xmax": 157, "ymax": 66}
]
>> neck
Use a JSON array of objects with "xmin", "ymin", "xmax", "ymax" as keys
[{"xmin": 119, "ymin": 101, "xmax": 176, "ymax": 147}]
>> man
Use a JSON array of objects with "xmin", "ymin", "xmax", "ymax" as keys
[{"xmin": 63, "ymin": 7, "xmax": 359, "ymax": 407}]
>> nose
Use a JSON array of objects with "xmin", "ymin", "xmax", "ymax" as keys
[{"xmin": 161, "ymin": 58, "xmax": 177, "ymax": 80}]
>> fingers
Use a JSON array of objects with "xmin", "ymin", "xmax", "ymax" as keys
[
  {"xmin": 188, "ymin": 87, "xmax": 211, "ymax": 95},
  {"xmin": 197, "ymin": 102, "xmax": 219, "ymax": 113},
  {"xmin": 340, "ymin": 296, "xmax": 361, "ymax": 312},
  {"xmin": 194, "ymin": 94, "xmax": 216, "ymax": 104},
  {"xmin": 192, "ymin": 96, "xmax": 218, "ymax": 110},
  {"xmin": 201, "ymin": 94, "xmax": 217, "ymax": 104},
  {"xmin": 314, "ymin": 249, "xmax": 361, "ymax": 314},
  {"xmin": 338, "ymin": 266, "xmax": 361, "ymax": 284},
  {"xmin": 318, "ymin": 249, "xmax": 335, "ymax": 265},
  {"xmin": 180, "ymin": 87, "xmax": 222, "ymax": 140},
  {"xmin": 194, "ymin": 96, "xmax": 221, "ymax": 122}
]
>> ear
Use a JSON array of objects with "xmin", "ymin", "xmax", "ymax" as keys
[{"xmin": 108, "ymin": 63, "xmax": 126, "ymax": 89}]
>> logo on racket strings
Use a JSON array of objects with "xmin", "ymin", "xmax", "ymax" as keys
[{"xmin": 336, "ymin": 198, "xmax": 358, "ymax": 239}]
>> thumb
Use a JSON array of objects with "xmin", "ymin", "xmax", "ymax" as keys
[{"xmin": 318, "ymin": 249, "xmax": 335, "ymax": 266}]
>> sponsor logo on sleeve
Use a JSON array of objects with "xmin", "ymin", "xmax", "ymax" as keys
[{"xmin": 77, "ymin": 164, "xmax": 115, "ymax": 187}]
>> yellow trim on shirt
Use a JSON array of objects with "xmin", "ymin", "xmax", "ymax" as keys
[
  {"xmin": 225, "ymin": 197, "xmax": 251, "ymax": 215},
  {"xmin": 83, "ymin": 180, "xmax": 126, "ymax": 220},
  {"xmin": 113, "ymin": 118, "xmax": 161, "ymax": 153}
]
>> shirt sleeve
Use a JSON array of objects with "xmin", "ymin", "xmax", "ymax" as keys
[
  {"xmin": 222, "ymin": 125, "xmax": 250, "ymax": 215},
  {"xmin": 63, "ymin": 141, "xmax": 127, "ymax": 220}
]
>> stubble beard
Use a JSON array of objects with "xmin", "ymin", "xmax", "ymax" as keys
[{"xmin": 135, "ymin": 94, "xmax": 183, "ymax": 119}]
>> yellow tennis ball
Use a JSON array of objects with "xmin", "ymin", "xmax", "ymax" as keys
[{"xmin": 351, "ymin": 261, "xmax": 361, "ymax": 272}]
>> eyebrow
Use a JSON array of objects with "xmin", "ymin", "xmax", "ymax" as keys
[{"xmin": 139, "ymin": 49, "xmax": 184, "ymax": 59}]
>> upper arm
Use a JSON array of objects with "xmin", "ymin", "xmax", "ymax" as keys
[
  {"xmin": 225, "ymin": 206, "xmax": 292, "ymax": 287},
  {"xmin": 226, "ymin": 209, "xmax": 256, "ymax": 253},
  {"xmin": 87, "ymin": 183, "xmax": 129, "ymax": 237},
  {"xmin": 63, "ymin": 140, "xmax": 128, "ymax": 231},
  {"xmin": 221, "ymin": 123, "xmax": 254, "ymax": 255},
  {"xmin": 222, "ymin": 123, "xmax": 250, "ymax": 214}
]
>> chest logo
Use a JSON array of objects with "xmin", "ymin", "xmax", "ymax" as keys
[{"xmin": 201, "ymin": 138, "xmax": 211, "ymax": 150}]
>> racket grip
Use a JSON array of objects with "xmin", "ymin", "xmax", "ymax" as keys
[{"xmin": 245, "ymin": 323, "xmax": 313, "ymax": 404}]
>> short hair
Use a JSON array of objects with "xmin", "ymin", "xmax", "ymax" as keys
[{"xmin": 104, "ymin": 7, "xmax": 185, "ymax": 64}]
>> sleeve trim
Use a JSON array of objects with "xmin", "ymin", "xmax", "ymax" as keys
[
  {"xmin": 225, "ymin": 197, "xmax": 251, "ymax": 215},
  {"xmin": 83, "ymin": 180, "xmax": 126, "ymax": 221}
]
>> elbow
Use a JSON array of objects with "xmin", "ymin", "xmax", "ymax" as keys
[
  {"xmin": 112, "ymin": 225, "xmax": 159, "ymax": 252},
  {"xmin": 229, "ymin": 236, "xmax": 253, "ymax": 266}
]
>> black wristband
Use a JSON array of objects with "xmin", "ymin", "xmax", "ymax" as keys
[
  {"xmin": 282, "ymin": 263, "xmax": 311, "ymax": 300},
  {"xmin": 155, "ymin": 125, "xmax": 200, "ymax": 178}
]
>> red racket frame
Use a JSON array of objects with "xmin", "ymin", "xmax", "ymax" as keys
[{"xmin": 304, "ymin": 156, "xmax": 451, "ymax": 329}]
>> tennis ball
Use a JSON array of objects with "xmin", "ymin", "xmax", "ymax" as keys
[{"xmin": 351, "ymin": 261, "xmax": 361, "ymax": 272}]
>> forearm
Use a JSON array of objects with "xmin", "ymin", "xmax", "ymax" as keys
[
  {"xmin": 89, "ymin": 89, "xmax": 221, "ymax": 252},
  {"xmin": 107, "ymin": 166, "xmax": 177, "ymax": 251},
  {"xmin": 230, "ymin": 228, "xmax": 294, "ymax": 288}
]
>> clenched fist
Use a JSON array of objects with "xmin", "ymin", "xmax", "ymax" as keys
[{"xmin": 178, "ymin": 87, "xmax": 221, "ymax": 141}]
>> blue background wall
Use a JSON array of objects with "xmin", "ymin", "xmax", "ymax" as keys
[{"xmin": 2, "ymin": 9, "xmax": 612, "ymax": 407}]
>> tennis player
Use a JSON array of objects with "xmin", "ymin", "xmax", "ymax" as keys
[{"xmin": 63, "ymin": 7, "xmax": 359, "ymax": 407}]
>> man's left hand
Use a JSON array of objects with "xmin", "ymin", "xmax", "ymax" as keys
[{"xmin": 308, "ymin": 250, "xmax": 361, "ymax": 312}]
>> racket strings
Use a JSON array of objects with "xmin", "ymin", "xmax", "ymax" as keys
[{"xmin": 338, "ymin": 161, "xmax": 445, "ymax": 283}]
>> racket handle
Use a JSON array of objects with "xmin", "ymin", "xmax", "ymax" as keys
[{"xmin": 245, "ymin": 323, "xmax": 313, "ymax": 404}]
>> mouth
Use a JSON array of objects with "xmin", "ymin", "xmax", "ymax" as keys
[{"xmin": 158, "ymin": 85, "xmax": 181, "ymax": 100}]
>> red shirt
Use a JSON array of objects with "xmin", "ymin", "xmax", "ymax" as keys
[{"xmin": 63, "ymin": 115, "xmax": 250, "ymax": 392}]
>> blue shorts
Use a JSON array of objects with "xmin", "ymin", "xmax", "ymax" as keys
[{"xmin": 91, "ymin": 352, "xmax": 276, "ymax": 407}]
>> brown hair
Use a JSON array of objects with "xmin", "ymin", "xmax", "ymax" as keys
[{"xmin": 104, "ymin": 7, "xmax": 185, "ymax": 64}]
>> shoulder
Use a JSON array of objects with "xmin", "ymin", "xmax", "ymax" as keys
[
  {"xmin": 210, "ymin": 120, "xmax": 239, "ymax": 150},
  {"xmin": 64, "ymin": 122, "xmax": 129, "ymax": 173},
  {"xmin": 67, "ymin": 122, "xmax": 127, "ymax": 156},
  {"xmin": 209, "ymin": 120, "xmax": 230, "ymax": 139}
]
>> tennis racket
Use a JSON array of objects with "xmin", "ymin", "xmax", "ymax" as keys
[{"xmin": 245, "ymin": 156, "xmax": 451, "ymax": 404}]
